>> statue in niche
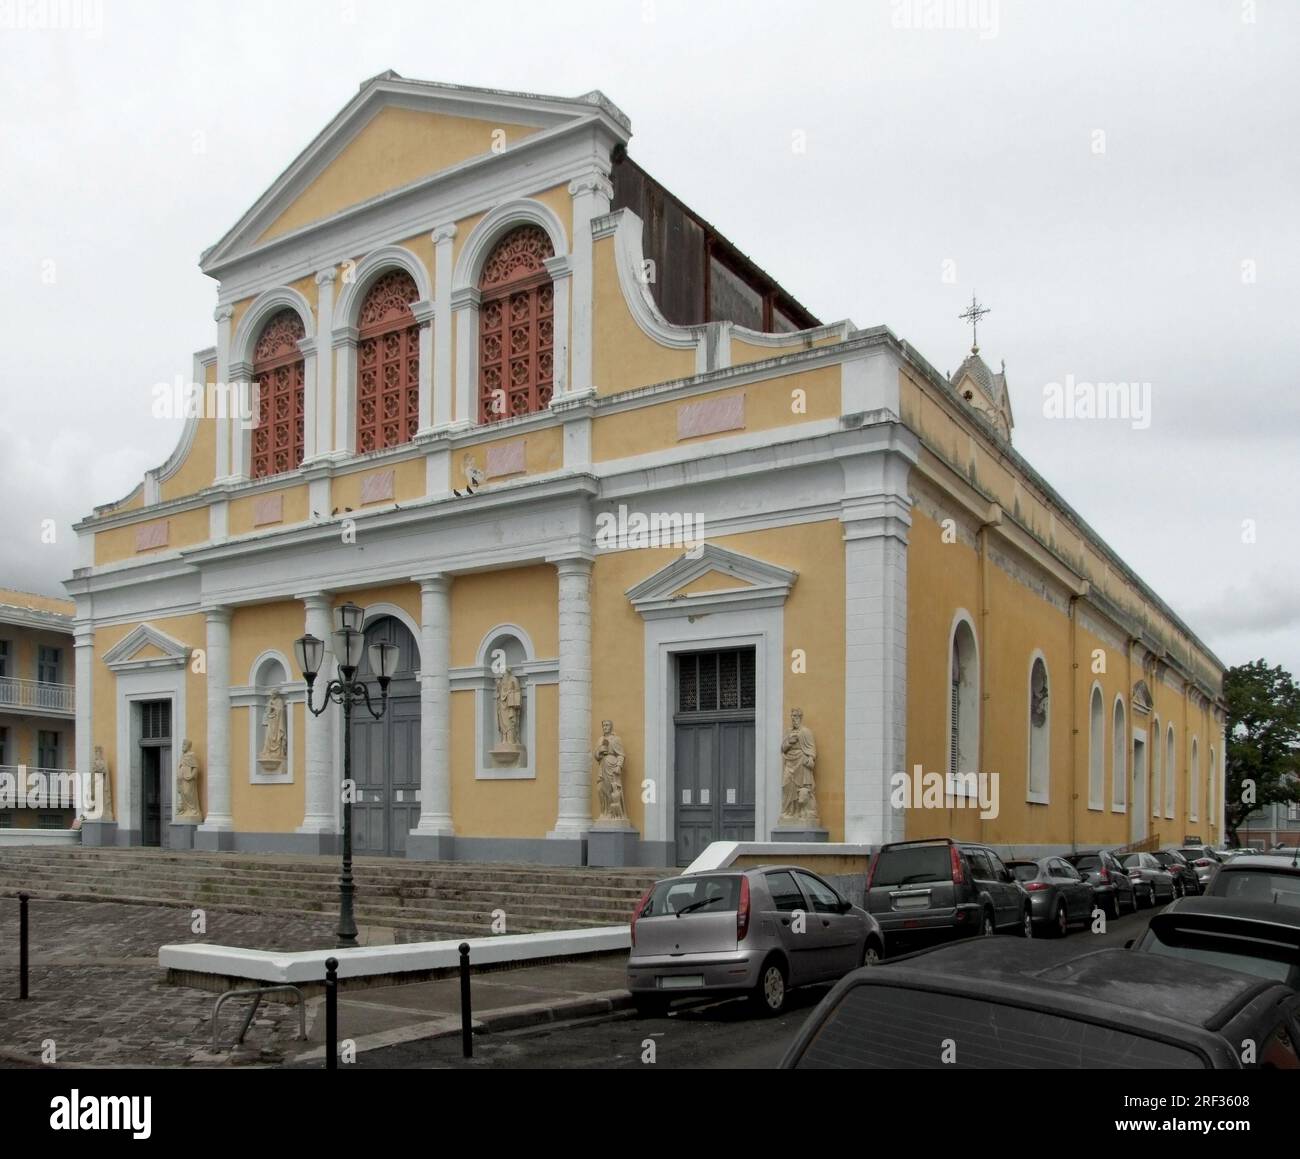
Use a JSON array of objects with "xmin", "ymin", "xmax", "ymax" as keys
[
  {"xmin": 490, "ymin": 663, "xmax": 525, "ymax": 766},
  {"xmin": 258, "ymin": 689, "xmax": 288, "ymax": 773},
  {"xmin": 90, "ymin": 745, "xmax": 113, "ymax": 821},
  {"xmin": 594, "ymin": 719, "xmax": 628, "ymax": 824},
  {"xmin": 779, "ymin": 708, "xmax": 820, "ymax": 825},
  {"xmin": 175, "ymin": 738, "xmax": 203, "ymax": 820}
]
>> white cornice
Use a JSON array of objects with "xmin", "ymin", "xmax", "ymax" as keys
[
  {"xmin": 102, "ymin": 622, "xmax": 192, "ymax": 673},
  {"xmin": 626, "ymin": 543, "xmax": 798, "ymax": 621}
]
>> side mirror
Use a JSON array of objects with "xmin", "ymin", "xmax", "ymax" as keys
[
  {"xmin": 838, "ymin": 899, "xmax": 853, "ymax": 914},
  {"xmin": 1124, "ymin": 938, "xmax": 1135, "ymax": 950}
]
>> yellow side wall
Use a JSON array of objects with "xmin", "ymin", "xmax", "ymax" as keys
[
  {"xmin": 94, "ymin": 507, "xmax": 209, "ymax": 566},
  {"xmin": 453, "ymin": 427, "xmax": 564, "ymax": 490},
  {"xmin": 330, "ymin": 457, "xmax": 426, "ymax": 513},
  {"xmin": 228, "ymin": 485, "xmax": 311, "ymax": 537}
]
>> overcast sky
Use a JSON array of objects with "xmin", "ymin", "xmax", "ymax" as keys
[{"xmin": 0, "ymin": 0, "xmax": 1295, "ymax": 677}]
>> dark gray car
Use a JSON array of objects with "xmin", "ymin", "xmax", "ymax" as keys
[
  {"xmin": 866, "ymin": 838, "xmax": 1032, "ymax": 952},
  {"xmin": 1006, "ymin": 856, "xmax": 1095, "ymax": 937},
  {"xmin": 1205, "ymin": 854, "xmax": 1300, "ymax": 908},
  {"xmin": 1121, "ymin": 852, "xmax": 1177, "ymax": 905},
  {"xmin": 1064, "ymin": 849, "xmax": 1136, "ymax": 919}
]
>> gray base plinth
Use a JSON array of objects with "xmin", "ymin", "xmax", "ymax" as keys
[
  {"xmin": 587, "ymin": 826, "xmax": 641, "ymax": 867},
  {"xmin": 770, "ymin": 827, "xmax": 830, "ymax": 843},
  {"xmin": 168, "ymin": 823, "xmax": 197, "ymax": 850},
  {"xmin": 194, "ymin": 827, "xmax": 236, "ymax": 852},
  {"xmin": 454, "ymin": 836, "xmax": 588, "ymax": 865},
  {"xmin": 405, "ymin": 832, "xmax": 457, "ymax": 861},
  {"xmin": 80, "ymin": 820, "xmax": 118, "ymax": 847}
]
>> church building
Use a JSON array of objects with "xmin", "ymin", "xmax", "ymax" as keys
[{"xmin": 66, "ymin": 73, "xmax": 1226, "ymax": 865}]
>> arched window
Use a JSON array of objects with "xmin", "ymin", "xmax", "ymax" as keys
[
  {"xmin": 1027, "ymin": 656, "xmax": 1049, "ymax": 803},
  {"xmin": 1208, "ymin": 745, "xmax": 1216, "ymax": 826},
  {"xmin": 356, "ymin": 270, "xmax": 420, "ymax": 452},
  {"xmin": 1088, "ymin": 686, "xmax": 1104, "ymax": 809},
  {"xmin": 1112, "ymin": 699, "xmax": 1127, "ymax": 811},
  {"xmin": 1151, "ymin": 715, "xmax": 1162, "ymax": 822},
  {"xmin": 251, "ymin": 309, "xmax": 305, "ymax": 478},
  {"xmin": 478, "ymin": 225, "xmax": 555, "ymax": 423},
  {"xmin": 1190, "ymin": 738, "xmax": 1200, "ymax": 821},
  {"xmin": 949, "ymin": 619, "xmax": 979, "ymax": 782},
  {"xmin": 1165, "ymin": 725, "xmax": 1177, "ymax": 818}
]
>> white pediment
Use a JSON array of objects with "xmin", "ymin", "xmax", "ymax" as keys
[
  {"xmin": 626, "ymin": 545, "xmax": 798, "ymax": 620},
  {"xmin": 102, "ymin": 623, "xmax": 192, "ymax": 673},
  {"xmin": 201, "ymin": 73, "xmax": 631, "ymax": 273}
]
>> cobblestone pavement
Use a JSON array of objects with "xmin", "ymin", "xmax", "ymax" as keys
[{"xmin": 0, "ymin": 897, "xmax": 339, "ymax": 1068}]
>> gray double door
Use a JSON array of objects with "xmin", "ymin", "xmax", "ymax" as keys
[{"xmin": 348, "ymin": 617, "xmax": 421, "ymax": 857}]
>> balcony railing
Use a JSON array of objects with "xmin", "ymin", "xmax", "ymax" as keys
[
  {"xmin": 0, "ymin": 765, "xmax": 79, "ymax": 808},
  {"xmin": 0, "ymin": 676, "xmax": 75, "ymax": 714}
]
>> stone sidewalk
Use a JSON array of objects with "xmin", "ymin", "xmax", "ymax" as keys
[{"xmin": 0, "ymin": 897, "xmax": 630, "ymax": 1068}]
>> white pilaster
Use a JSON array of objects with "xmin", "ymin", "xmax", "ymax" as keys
[
  {"xmin": 450, "ymin": 287, "xmax": 480, "ymax": 429},
  {"xmin": 332, "ymin": 326, "xmax": 359, "ymax": 455},
  {"xmin": 413, "ymin": 574, "xmax": 454, "ymax": 837},
  {"xmin": 297, "ymin": 592, "xmax": 337, "ymax": 834},
  {"xmin": 313, "ymin": 268, "xmax": 337, "ymax": 458},
  {"xmin": 198, "ymin": 606, "xmax": 234, "ymax": 837},
  {"xmin": 431, "ymin": 224, "xmax": 456, "ymax": 430},
  {"xmin": 214, "ymin": 304, "xmax": 234, "ymax": 481},
  {"xmin": 411, "ymin": 300, "xmax": 436, "ymax": 437},
  {"xmin": 567, "ymin": 173, "xmax": 612, "ymax": 396},
  {"xmin": 544, "ymin": 254, "xmax": 572, "ymax": 402},
  {"xmin": 298, "ymin": 336, "xmax": 319, "ymax": 463},
  {"xmin": 73, "ymin": 621, "xmax": 94, "ymax": 812},
  {"xmin": 228, "ymin": 360, "xmax": 253, "ymax": 481},
  {"xmin": 550, "ymin": 557, "xmax": 593, "ymax": 837}
]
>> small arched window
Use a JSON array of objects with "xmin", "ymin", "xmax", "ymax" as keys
[
  {"xmin": 1190, "ymin": 738, "xmax": 1200, "ymax": 821},
  {"xmin": 356, "ymin": 269, "xmax": 420, "ymax": 452},
  {"xmin": 1027, "ymin": 657, "xmax": 1049, "ymax": 803},
  {"xmin": 1088, "ymin": 686, "xmax": 1104, "ymax": 810},
  {"xmin": 1112, "ymin": 699, "xmax": 1127, "ymax": 811},
  {"xmin": 949, "ymin": 620, "xmax": 978, "ymax": 781},
  {"xmin": 251, "ymin": 309, "xmax": 305, "ymax": 479},
  {"xmin": 478, "ymin": 225, "xmax": 555, "ymax": 423},
  {"xmin": 1208, "ymin": 745, "xmax": 1216, "ymax": 826},
  {"xmin": 1151, "ymin": 715, "xmax": 1162, "ymax": 822},
  {"xmin": 1166, "ymin": 724, "xmax": 1177, "ymax": 818}
]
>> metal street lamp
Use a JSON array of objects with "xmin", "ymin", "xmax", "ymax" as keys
[{"xmin": 294, "ymin": 604, "xmax": 399, "ymax": 948}]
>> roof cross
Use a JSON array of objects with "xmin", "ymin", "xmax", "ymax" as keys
[{"xmin": 958, "ymin": 294, "xmax": 990, "ymax": 353}]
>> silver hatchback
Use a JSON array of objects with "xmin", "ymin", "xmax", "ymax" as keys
[{"xmin": 626, "ymin": 865, "xmax": 882, "ymax": 1016}]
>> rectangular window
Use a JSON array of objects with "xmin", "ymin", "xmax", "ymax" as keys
[
  {"xmin": 676, "ymin": 649, "xmax": 756, "ymax": 714},
  {"xmin": 37, "ymin": 645, "xmax": 61, "ymax": 684},
  {"xmin": 1288, "ymin": 804, "xmax": 1300, "ymax": 824},
  {"xmin": 0, "ymin": 639, "xmax": 9, "ymax": 678},
  {"xmin": 0, "ymin": 725, "xmax": 7, "ymax": 765},
  {"xmin": 38, "ymin": 813, "xmax": 65, "ymax": 830},
  {"xmin": 0, "ymin": 814, "xmax": 12, "ymax": 828},
  {"xmin": 140, "ymin": 700, "xmax": 172, "ymax": 742},
  {"xmin": 37, "ymin": 730, "xmax": 59, "ymax": 768}
]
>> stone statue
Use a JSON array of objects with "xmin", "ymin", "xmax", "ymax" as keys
[
  {"xmin": 258, "ymin": 689, "xmax": 287, "ymax": 772},
  {"xmin": 90, "ymin": 744, "xmax": 113, "ymax": 821},
  {"xmin": 779, "ymin": 708, "xmax": 819, "ymax": 825},
  {"xmin": 594, "ymin": 719, "xmax": 627, "ymax": 823},
  {"xmin": 175, "ymin": 738, "xmax": 202, "ymax": 820},
  {"xmin": 495, "ymin": 666, "xmax": 521, "ymax": 746}
]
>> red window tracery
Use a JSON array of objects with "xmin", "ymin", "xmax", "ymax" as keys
[
  {"xmin": 478, "ymin": 226, "xmax": 555, "ymax": 423},
  {"xmin": 251, "ymin": 309, "xmax": 305, "ymax": 479},
  {"xmin": 357, "ymin": 269, "xmax": 421, "ymax": 452}
]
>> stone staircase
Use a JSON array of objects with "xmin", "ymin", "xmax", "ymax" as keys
[{"xmin": 0, "ymin": 847, "xmax": 674, "ymax": 939}]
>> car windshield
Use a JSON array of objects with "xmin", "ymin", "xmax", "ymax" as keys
[
  {"xmin": 1073, "ymin": 856, "xmax": 1101, "ymax": 870},
  {"xmin": 1178, "ymin": 849, "xmax": 1206, "ymax": 861},
  {"xmin": 872, "ymin": 846, "xmax": 951, "ymax": 887},
  {"xmin": 1010, "ymin": 865, "xmax": 1039, "ymax": 881},
  {"xmin": 1120, "ymin": 855, "xmax": 1142, "ymax": 867},
  {"xmin": 1136, "ymin": 926, "xmax": 1300, "ymax": 986},
  {"xmin": 642, "ymin": 875, "xmax": 740, "ymax": 917},
  {"xmin": 1211, "ymin": 871, "xmax": 1300, "ymax": 908},
  {"xmin": 1152, "ymin": 854, "xmax": 1173, "ymax": 865}
]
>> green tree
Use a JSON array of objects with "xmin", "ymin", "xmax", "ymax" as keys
[{"xmin": 1224, "ymin": 660, "xmax": 1300, "ymax": 845}]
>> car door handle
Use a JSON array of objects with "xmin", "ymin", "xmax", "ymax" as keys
[
  {"xmin": 780, "ymin": 918, "xmax": 790, "ymax": 926},
  {"xmin": 821, "ymin": 919, "xmax": 831, "ymax": 927}
]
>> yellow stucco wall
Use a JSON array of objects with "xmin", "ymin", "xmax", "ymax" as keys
[
  {"xmin": 453, "ymin": 427, "xmax": 564, "ymax": 490},
  {"xmin": 330, "ymin": 457, "xmax": 426, "ymax": 513},
  {"xmin": 94, "ymin": 507, "xmax": 209, "ymax": 566},
  {"xmin": 228, "ymin": 484, "xmax": 311, "ymax": 537}
]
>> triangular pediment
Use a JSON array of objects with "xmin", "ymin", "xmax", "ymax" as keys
[
  {"xmin": 202, "ymin": 73, "xmax": 630, "ymax": 271},
  {"xmin": 102, "ymin": 623, "xmax": 191, "ymax": 672},
  {"xmin": 627, "ymin": 545, "xmax": 797, "ymax": 620}
]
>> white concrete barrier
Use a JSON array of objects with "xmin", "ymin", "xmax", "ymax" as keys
[
  {"xmin": 160, "ymin": 924, "xmax": 631, "ymax": 985},
  {"xmin": 684, "ymin": 841, "xmax": 873, "ymax": 874}
]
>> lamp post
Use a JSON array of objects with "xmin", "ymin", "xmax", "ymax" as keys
[{"xmin": 294, "ymin": 602, "xmax": 398, "ymax": 948}]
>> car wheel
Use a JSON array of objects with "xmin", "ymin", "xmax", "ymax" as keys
[
  {"xmin": 1054, "ymin": 901, "xmax": 1069, "ymax": 938},
  {"xmin": 1018, "ymin": 908, "xmax": 1033, "ymax": 938},
  {"xmin": 633, "ymin": 995, "xmax": 667, "ymax": 1019},
  {"xmin": 1140, "ymin": 885, "xmax": 1153, "ymax": 909},
  {"xmin": 981, "ymin": 910, "xmax": 995, "ymax": 937},
  {"xmin": 1125, "ymin": 889, "xmax": 1138, "ymax": 914},
  {"xmin": 750, "ymin": 959, "xmax": 788, "ymax": 1016},
  {"xmin": 1105, "ymin": 893, "xmax": 1119, "ymax": 921},
  {"xmin": 862, "ymin": 938, "xmax": 883, "ymax": 967}
]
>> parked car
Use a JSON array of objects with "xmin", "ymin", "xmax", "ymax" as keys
[
  {"xmin": 1205, "ymin": 855, "xmax": 1300, "ymax": 908},
  {"xmin": 1178, "ymin": 845, "xmax": 1224, "ymax": 886},
  {"xmin": 865, "ymin": 838, "xmax": 1032, "ymax": 951},
  {"xmin": 1005, "ymin": 856, "xmax": 1095, "ymax": 937},
  {"xmin": 1120, "ymin": 852, "xmax": 1177, "ymax": 906},
  {"xmin": 1130, "ymin": 896, "xmax": 1300, "ymax": 988},
  {"xmin": 780, "ymin": 938, "xmax": 1300, "ymax": 1069},
  {"xmin": 1152, "ymin": 849, "xmax": 1201, "ymax": 896},
  {"xmin": 626, "ymin": 866, "xmax": 882, "ymax": 1017},
  {"xmin": 1063, "ymin": 848, "xmax": 1136, "ymax": 919}
]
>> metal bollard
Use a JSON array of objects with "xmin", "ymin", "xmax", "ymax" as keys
[
  {"xmin": 459, "ymin": 942, "xmax": 472, "ymax": 1058},
  {"xmin": 18, "ymin": 893, "xmax": 29, "ymax": 1000},
  {"xmin": 325, "ymin": 956, "xmax": 338, "ymax": 1071}
]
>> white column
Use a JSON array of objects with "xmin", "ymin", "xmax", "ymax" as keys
[
  {"xmin": 450, "ymin": 287, "xmax": 481, "ymax": 429},
  {"xmin": 544, "ymin": 256, "xmax": 572, "ymax": 403},
  {"xmin": 332, "ymin": 327, "xmax": 358, "ymax": 455},
  {"xmin": 297, "ymin": 592, "xmax": 337, "ymax": 836},
  {"xmin": 228, "ymin": 360, "xmax": 253, "ymax": 481},
  {"xmin": 413, "ymin": 574, "xmax": 454, "ymax": 838},
  {"xmin": 198, "ymin": 605, "xmax": 234, "ymax": 841},
  {"xmin": 411, "ymin": 301, "xmax": 436, "ymax": 437},
  {"xmin": 298, "ymin": 336, "xmax": 319, "ymax": 463},
  {"xmin": 550, "ymin": 557, "xmax": 593, "ymax": 838},
  {"xmin": 431, "ymin": 224, "xmax": 456, "ymax": 430},
  {"xmin": 313, "ymin": 268, "xmax": 336, "ymax": 457},
  {"xmin": 73, "ymin": 620, "xmax": 94, "ymax": 815},
  {"xmin": 567, "ymin": 172, "xmax": 612, "ymax": 397},
  {"xmin": 841, "ymin": 439, "xmax": 916, "ymax": 845},
  {"xmin": 214, "ymin": 304, "xmax": 234, "ymax": 481}
]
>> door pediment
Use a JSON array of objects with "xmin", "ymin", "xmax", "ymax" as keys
[{"xmin": 626, "ymin": 544, "xmax": 797, "ymax": 620}]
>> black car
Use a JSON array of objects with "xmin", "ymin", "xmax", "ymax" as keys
[
  {"xmin": 1206, "ymin": 854, "xmax": 1300, "ymax": 907},
  {"xmin": 780, "ymin": 938, "xmax": 1300, "ymax": 1068},
  {"xmin": 865, "ymin": 838, "xmax": 1032, "ymax": 953},
  {"xmin": 1005, "ymin": 857, "xmax": 1095, "ymax": 937},
  {"xmin": 1152, "ymin": 849, "xmax": 1201, "ymax": 896},
  {"xmin": 1131, "ymin": 896, "xmax": 1300, "ymax": 988},
  {"xmin": 1063, "ymin": 849, "xmax": 1136, "ymax": 919}
]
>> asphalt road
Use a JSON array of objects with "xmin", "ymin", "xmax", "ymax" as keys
[{"xmin": 348, "ymin": 902, "xmax": 1161, "ymax": 1070}]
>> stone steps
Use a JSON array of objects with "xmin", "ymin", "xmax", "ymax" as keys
[{"xmin": 0, "ymin": 847, "xmax": 673, "ymax": 936}]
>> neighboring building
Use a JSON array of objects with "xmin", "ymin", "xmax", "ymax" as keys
[
  {"xmin": 1236, "ymin": 802, "xmax": 1300, "ymax": 850},
  {"xmin": 0, "ymin": 589, "xmax": 77, "ymax": 829},
  {"xmin": 66, "ymin": 74, "xmax": 1226, "ymax": 864}
]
